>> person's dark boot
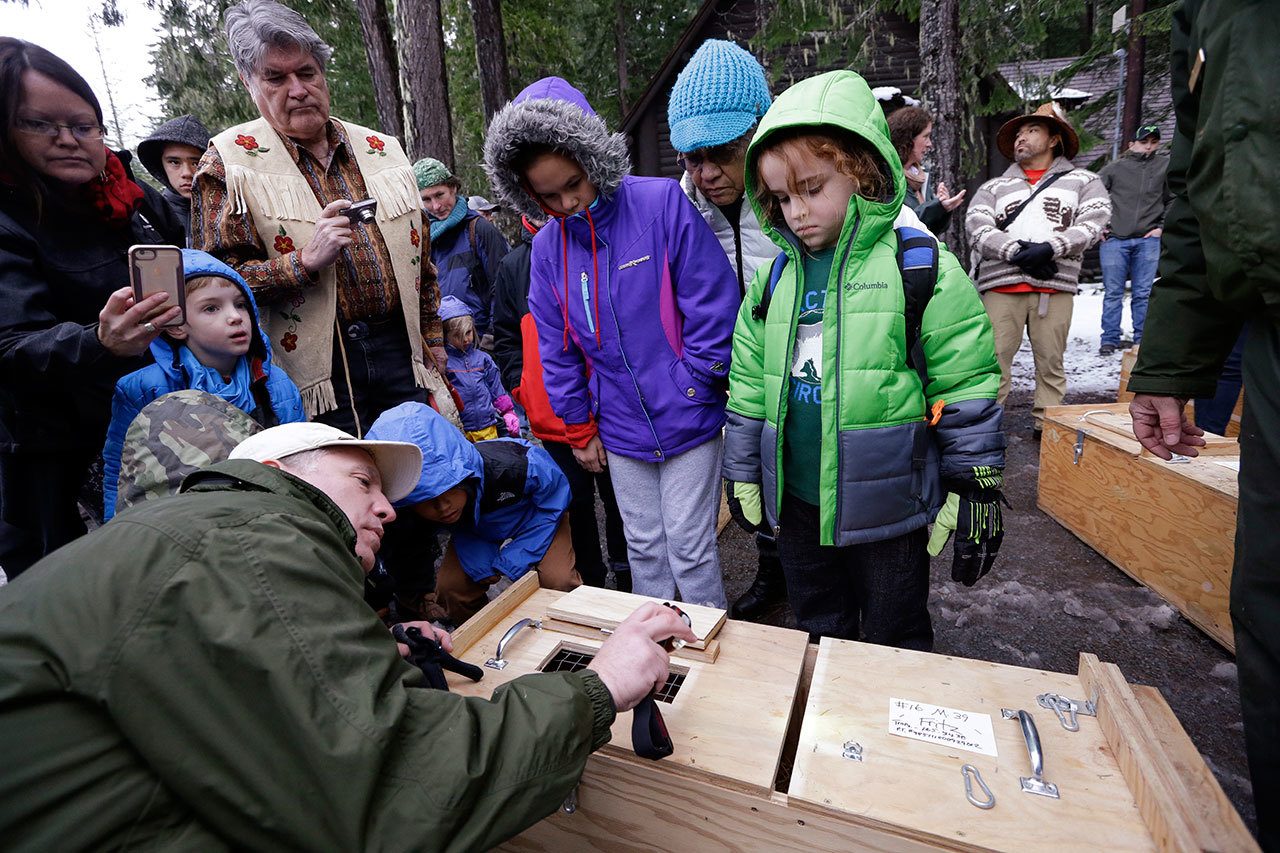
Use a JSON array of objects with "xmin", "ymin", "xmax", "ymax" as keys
[
  {"xmin": 610, "ymin": 561, "xmax": 632, "ymax": 594},
  {"xmin": 730, "ymin": 537, "xmax": 786, "ymax": 620}
]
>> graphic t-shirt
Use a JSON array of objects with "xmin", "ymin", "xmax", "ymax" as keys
[{"xmin": 782, "ymin": 246, "xmax": 836, "ymax": 506}]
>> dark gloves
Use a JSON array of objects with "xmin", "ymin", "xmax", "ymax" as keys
[
  {"xmin": 1009, "ymin": 240, "xmax": 1059, "ymax": 281},
  {"xmin": 725, "ymin": 480, "xmax": 768, "ymax": 535},
  {"xmin": 939, "ymin": 466, "xmax": 1006, "ymax": 587},
  {"xmin": 392, "ymin": 624, "xmax": 484, "ymax": 690}
]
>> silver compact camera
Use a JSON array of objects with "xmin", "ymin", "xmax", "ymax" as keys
[{"xmin": 343, "ymin": 198, "xmax": 378, "ymax": 224}]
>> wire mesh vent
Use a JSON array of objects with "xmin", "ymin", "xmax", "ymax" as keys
[{"xmin": 540, "ymin": 647, "xmax": 686, "ymax": 704}]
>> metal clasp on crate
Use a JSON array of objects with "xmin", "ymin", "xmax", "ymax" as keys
[
  {"xmin": 1037, "ymin": 692, "xmax": 1097, "ymax": 732},
  {"xmin": 561, "ymin": 785, "xmax": 578, "ymax": 814},
  {"xmin": 841, "ymin": 741, "xmax": 864, "ymax": 762},
  {"xmin": 1074, "ymin": 428, "xmax": 1086, "ymax": 465}
]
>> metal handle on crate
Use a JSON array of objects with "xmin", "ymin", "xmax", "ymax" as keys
[
  {"xmin": 485, "ymin": 617, "xmax": 541, "ymax": 670},
  {"xmin": 1002, "ymin": 708, "xmax": 1061, "ymax": 799}
]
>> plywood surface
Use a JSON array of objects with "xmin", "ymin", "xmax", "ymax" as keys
[
  {"xmin": 547, "ymin": 585, "xmax": 727, "ymax": 649},
  {"xmin": 789, "ymin": 639, "xmax": 1155, "ymax": 852},
  {"xmin": 1038, "ymin": 406, "xmax": 1237, "ymax": 650},
  {"xmin": 1077, "ymin": 408, "xmax": 1239, "ymax": 457},
  {"xmin": 446, "ymin": 587, "xmax": 810, "ymax": 793}
]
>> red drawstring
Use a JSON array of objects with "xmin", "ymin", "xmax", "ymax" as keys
[
  {"xmin": 584, "ymin": 206, "xmax": 602, "ymax": 348},
  {"xmin": 560, "ymin": 220, "xmax": 571, "ymax": 350}
]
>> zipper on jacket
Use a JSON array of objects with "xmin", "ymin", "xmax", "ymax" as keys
[
  {"xmin": 830, "ymin": 215, "xmax": 861, "ymax": 540},
  {"xmin": 599, "ymin": 235, "xmax": 665, "ymax": 459}
]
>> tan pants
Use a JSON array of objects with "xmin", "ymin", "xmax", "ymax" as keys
[
  {"xmin": 982, "ymin": 290, "xmax": 1074, "ymax": 427},
  {"xmin": 435, "ymin": 516, "xmax": 580, "ymax": 626}
]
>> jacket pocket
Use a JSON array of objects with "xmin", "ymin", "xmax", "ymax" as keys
[{"xmin": 668, "ymin": 358, "xmax": 720, "ymax": 405}]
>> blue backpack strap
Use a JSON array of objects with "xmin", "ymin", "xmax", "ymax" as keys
[
  {"xmin": 895, "ymin": 225, "xmax": 938, "ymax": 384},
  {"xmin": 750, "ymin": 251, "xmax": 789, "ymax": 322}
]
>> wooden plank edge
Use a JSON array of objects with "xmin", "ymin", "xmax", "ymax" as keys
[
  {"xmin": 1131, "ymin": 685, "xmax": 1258, "ymax": 852},
  {"xmin": 541, "ymin": 617, "xmax": 721, "ymax": 664},
  {"xmin": 1077, "ymin": 653, "xmax": 1204, "ymax": 852},
  {"xmin": 450, "ymin": 571, "xmax": 542, "ymax": 656},
  {"xmin": 774, "ymin": 642, "xmax": 820, "ymax": 795},
  {"xmin": 1034, "ymin": 500, "xmax": 1236, "ymax": 653}
]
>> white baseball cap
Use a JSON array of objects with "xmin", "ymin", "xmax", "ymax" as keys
[{"xmin": 230, "ymin": 422, "xmax": 423, "ymax": 502}]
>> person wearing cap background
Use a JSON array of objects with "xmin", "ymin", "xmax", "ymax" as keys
[
  {"xmin": 965, "ymin": 102, "xmax": 1111, "ymax": 438},
  {"xmin": 666, "ymin": 39, "xmax": 783, "ymax": 621},
  {"xmin": 0, "ymin": 419, "xmax": 696, "ymax": 850},
  {"xmin": 1097, "ymin": 123, "xmax": 1171, "ymax": 356},
  {"xmin": 468, "ymin": 194, "xmax": 499, "ymax": 224},
  {"xmin": 136, "ymin": 114, "xmax": 212, "ymax": 242},
  {"xmin": 415, "ymin": 157, "xmax": 510, "ymax": 347}
]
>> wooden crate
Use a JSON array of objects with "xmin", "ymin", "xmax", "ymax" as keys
[
  {"xmin": 446, "ymin": 576, "xmax": 1253, "ymax": 851},
  {"xmin": 1038, "ymin": 403, "xmax": 1238, "ymax": 651}
]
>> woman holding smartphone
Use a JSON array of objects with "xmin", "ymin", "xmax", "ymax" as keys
[{"xmin": 0, "ymin": 38, "xmax": 184, "ymax": 577}]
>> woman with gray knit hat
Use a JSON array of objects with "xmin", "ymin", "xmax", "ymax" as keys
[
  {"xmin": 667, "ymin": 39, "xmax": 784, "ymax": 621},
  {"xmin": 136, "ymin": 114, "xmax": 212, "ymax": 241}
]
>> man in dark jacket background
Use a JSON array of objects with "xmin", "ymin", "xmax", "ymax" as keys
[
  {"xmin": 1097, "ymin": 124, "xmax": 1172, "ymax": 355},
  {"xmin": 0, "ymin": 421, "xmax": 694, "ymax": 851},
  {"xmin": 1128, "ymin": 0, "xmax": 1280, "ymax": 844},
  {"xmin": 136, "ymin": 114, "xmax": 212, "ymax": 242}
]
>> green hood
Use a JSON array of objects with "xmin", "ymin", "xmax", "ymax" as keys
[{"xmin": 745, "ymin": 70, "xmax": 906, "ymax": 257}]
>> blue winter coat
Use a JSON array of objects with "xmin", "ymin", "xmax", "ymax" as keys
[
  {"xmin": 430, "ymin": 207, "xmax": 509, "ymax": 335},
  {"xmin": 366, "ymin": 402, "xmax": 570, "ymax": 581},
  {"xmin": 102, "ymin": 250, "xmax": 305, "ymax": 519},
  {"xmin": 447, "ymin": 343, "xmax": 510, "ymax": 432}
]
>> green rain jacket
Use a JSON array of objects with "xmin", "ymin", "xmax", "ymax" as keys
[
  {"xmin": 1129, "ymin": 0, "xmax": 1279, "ymax": 397},
  {"xmin": 722, "ymin": 70, "xmax": 1004, "ymax": 546},
  {"xmin": 0, "ymin": 460, "xmax": 615, "ymax": 852}
]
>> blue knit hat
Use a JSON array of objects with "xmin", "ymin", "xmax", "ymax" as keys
[{"xmin": 667, "ymin": 40, "xmax": 771, "ymax": 154}]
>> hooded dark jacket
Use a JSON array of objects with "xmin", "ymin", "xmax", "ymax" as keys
[
  {"xmin": 137, "ymin": 115, "xmax": 212, "ymax": 241},
  {"xmin": 484, "ymin": 77, "xmax": 740, "ymax": 461},
  {"xmin": 0, "ymin": 459, "xmax": 614, "ymax": 852}
]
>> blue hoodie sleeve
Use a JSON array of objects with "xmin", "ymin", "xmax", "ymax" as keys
[
  {"xmin": 480, "ymin": 352, "xmax": 509, "ymax": 413},
  {"xmin": 527, "ymin": 231, "xmax": 593, "ymax": 427},
  {"xmin": 101, "ymin": 376, "xmax": 151, "ymax": 521},
  {"xmin": 666, "ymin": 183, "xmax": 739, "ymax": 386},
  {"xmin": 492, "ymin": 446, "xmax": 571, "ymax": 580},
  {"xmin": 264, "ymin": 366, "xmax": 306, "ymax": 424}
]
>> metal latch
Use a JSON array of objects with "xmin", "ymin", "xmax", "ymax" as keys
[
  {"xmin": 1002, "ymin": 708, "xmax": 1061, "ymax": 799},
  {"xmin": 1037, "ymin": 692, "xmax": 1097, "ymax": 732},
  {"xmin": 841, "ymin": 741, "xmax": 864, "ymax": 762},
  {"xmin": 962, "ymin": 764, "xmax": 995, "ymax": 810},
  {"xmin": 561, "ymin": 785, "xmax": 578, "ymax": 814},
  {"xmin": 485, "ymin": 617, "xmax": 541, "ymax": 670},
  {"xmin": 1073, "ymin": 428, "xmax": 1086, "ymax": 465}
]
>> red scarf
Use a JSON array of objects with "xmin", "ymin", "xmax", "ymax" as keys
[{"xmin": 80, "ymin": 150, "xmax": 144, "ymax": 224}]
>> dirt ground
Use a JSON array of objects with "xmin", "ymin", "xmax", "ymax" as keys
[{"xmin": 709, "ymin": 385, "xmax": 1255, "ymax": 834}]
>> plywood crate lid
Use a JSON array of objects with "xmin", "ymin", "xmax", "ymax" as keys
[
  {"xmin": 789, "ymin": 639, "xmax": 1157, "ymax": 851},
  {"xmin": 547, "ymin": 586, "xmax": 727, "ymax": 649}
]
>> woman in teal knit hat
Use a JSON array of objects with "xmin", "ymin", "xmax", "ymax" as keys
[{"xmin": 413, "ymin": 156, "xmax": 509, "ymax": 342}]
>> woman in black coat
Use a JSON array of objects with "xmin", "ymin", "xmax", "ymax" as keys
[{"xmin": 0, "ymin": 38, "xmax": 184, "ymax": 578}]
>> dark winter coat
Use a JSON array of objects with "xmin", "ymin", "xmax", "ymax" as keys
[
  {"xmin": 0, "ymin": 157, "xmax": 185, "ymax": 455},
  {"xmin": 367, "ymin": 402, "xmax": 570, "ymax": 582},
  {"xmin": 0, "ymin": 459, "xmax": 614, "ymax": 851},
  {"xmin": 485, "ymin": 76, "xmax": 740, "ymax": 461},
  {"xmin": 430, "ymin": 208, "xmax": 509, "ymax": 334},
  {"xmin": 101, "ymin": 250, "xmax": 305, "ymax": 519},
  {"xmin": 1098, "ymin": 149, "xmax": 1172, "ymax": 239},
  {"xmin": 137, "ymin": 115, "xmax": 212, "ymax": 242}
]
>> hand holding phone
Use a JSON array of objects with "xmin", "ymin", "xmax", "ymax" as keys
[{"xmin": 129, "ymin": 245, "xmax": 186, "ymax": 327}]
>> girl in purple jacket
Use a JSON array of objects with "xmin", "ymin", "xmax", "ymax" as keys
[{"xmin": 484, "ymin": 77, "xmax": 740, "ymax": 607}]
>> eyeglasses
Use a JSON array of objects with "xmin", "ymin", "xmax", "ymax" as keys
[
  {"xmin": 14, "ymin": 118, "xmax": 106, "ymax": 141},
  {"xmin": 677, "ymin": 140, "xmax": 744, "ymax": 173}
]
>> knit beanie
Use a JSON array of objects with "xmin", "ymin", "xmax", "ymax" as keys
[
  {"xmin": 413, "ymin": 157, "xmax": 453, "ymax": 190},
  {"xmin": 667, "ymin": 39, "xmax": 771, "ymax": 154}
]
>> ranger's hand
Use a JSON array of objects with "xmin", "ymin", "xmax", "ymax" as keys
[
  {"xmin": 590, "ymin": 603, "xmax": 698, "ymax": 712},
  {"xmin": 1130, "ymin": 393, "xmax": 1205, "ymax": 459}
]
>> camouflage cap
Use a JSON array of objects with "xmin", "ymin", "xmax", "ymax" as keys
[{"xmin": 115, "ymin": 390, "xmax": 262, "ymax": 516}]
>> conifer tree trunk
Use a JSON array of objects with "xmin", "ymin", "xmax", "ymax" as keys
[
  {"xmin": 396, "ymin": 0, "xmax": 454, "ymax": 166},
  {"xmin": 355, "ymin": 0, "xmax": 404, "ymax": 138},
  {"xmin": 469, "ymin": 0, "xmax": 511, "ymax": 124},
  {"xmin": 919, "ymin": 0, "xmax": 964, "ymax": 253}
]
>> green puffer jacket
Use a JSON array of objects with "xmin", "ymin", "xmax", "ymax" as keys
[
  {"xmin": 722, "ymin": 70, "xmax": 1004, "ymax": 546},
  {"xmin": 0, "ymin": 460, "xmax": 615, "ymax": 852}
]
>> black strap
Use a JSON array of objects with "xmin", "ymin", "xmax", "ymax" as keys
[
  {"xmin": 999, "ymin": 169, "xmax": 1068, "ymax": 230},
  {"xmin": 631, "ymin": 694, "xmax": 675, "ymax": 760}
]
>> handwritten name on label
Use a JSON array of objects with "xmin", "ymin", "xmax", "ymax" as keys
[{"xmin": 888, "ymin": 697, "xmax": 998, "ymax": 757}]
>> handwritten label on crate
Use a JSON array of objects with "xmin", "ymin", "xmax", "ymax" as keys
[{"xmin": 888, "ymin": 698, "xmax": 997, "ymax": 756}]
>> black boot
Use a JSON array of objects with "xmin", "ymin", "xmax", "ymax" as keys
[
  {"xmin": 730, "ymin": 535, "xmax": 786, "ymax": 620},
  {"xmin": 610, "ymin": 561, "xmax": 632, "ymax": 594}
]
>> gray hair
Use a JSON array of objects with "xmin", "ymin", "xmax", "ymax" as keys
[{"xmin": 224, "ymin": 0, "xmax": 333, "ymax": 81}]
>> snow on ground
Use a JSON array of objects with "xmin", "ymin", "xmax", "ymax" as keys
[{"xmin": 1008, "ymin": 284, "xmax": 1123, "ymax": 397}]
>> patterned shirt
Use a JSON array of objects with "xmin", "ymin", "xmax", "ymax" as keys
[{"xmin": 191, "ymin": 119, "xmax": 442, "ymax": 347}]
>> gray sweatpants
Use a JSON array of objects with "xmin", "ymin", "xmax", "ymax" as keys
[{"xmin": 606, "ymin": 435, "xmax": 727, "ymax": 608}]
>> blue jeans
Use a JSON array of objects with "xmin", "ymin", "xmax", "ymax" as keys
[{"xmin": 1099, "ymin": 236, "xmax": 1161, "ymax": 346}]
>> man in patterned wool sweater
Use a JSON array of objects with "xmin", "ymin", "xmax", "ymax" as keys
[{"xmin": 966, "ymin": 103, "xmax": 1111, "ymax": 437}]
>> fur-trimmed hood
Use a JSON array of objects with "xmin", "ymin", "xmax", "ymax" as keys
[{"xmin": 483, "ymin": 77, "xmax": 630, "ymax": 220}]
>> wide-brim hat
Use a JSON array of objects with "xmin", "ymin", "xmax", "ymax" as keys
[
  {"xmin": 997, "ymin": 102, "xmax": 1079, "ymax": 161},
  {"xmin": 230, "ymin": 422, "xmax": 423, "ymax": 503}
]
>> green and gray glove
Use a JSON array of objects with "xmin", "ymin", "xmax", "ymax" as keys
[
  {"xmin": 939, "ymin": 467, "xmax": 1006, "ymax": 587},
  {"xmin": 724, "ymin": 480, "xmax": 766, "ymax": 534}
]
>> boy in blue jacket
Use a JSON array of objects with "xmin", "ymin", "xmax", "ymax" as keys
[
  {"xmin": 367, "ymin": 402, "xmax": 579, "ymax": 625},
  {"xmin": 440, "ymin": 295, "xmax": 521, "ymax": 442},
  {"xmin": 102, "ymin": 249, "xmax": 304, "ymax": 519}
]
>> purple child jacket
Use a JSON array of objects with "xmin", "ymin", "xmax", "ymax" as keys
[{"xmin": 527, "ymin": 175, "xmax": 741, "ymax": 461}]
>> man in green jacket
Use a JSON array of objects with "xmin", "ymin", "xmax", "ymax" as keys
[
  {"xmin": 0, "ymin": 422, "xmax": 693, "ymax": 852},
  {"xmin": 1127, "ymin": 1, "xmax": 1279, "ymax": 844}
]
